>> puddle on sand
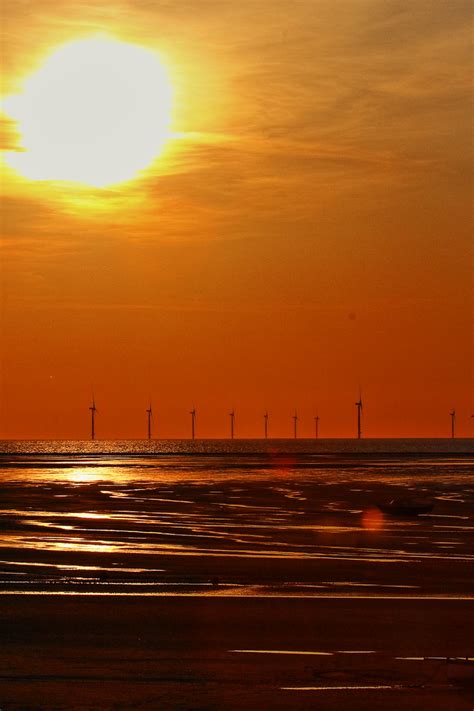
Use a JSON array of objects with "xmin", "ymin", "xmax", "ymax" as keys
[
  {"xmin": 231, "ymin": 649, "xmax": 334, "ymax": 656},
  {"xmin": 396, "ymin": 656, "xmax": 474, "ymax": 662},
  {"xmin": 322, "ymin": 581, "xmax": 419, "ymax": 589},
  {"xmin": 232, "ymin": 648, "xmax": 375, "ymax": 657},
  {"xmin": 0, "ymin": 559, "xmax": 165, "ymax": 573},
  {"xmin": 425, "ymin": 514, "xmax": 469, "ymax": 520},
  {"xmin": 282, "ymin": 685, "xmax": 401, "ymax": 691}
]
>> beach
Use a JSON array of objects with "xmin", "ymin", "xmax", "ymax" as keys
[
  {"xmin": 1, "ymin": 440, "xmax": 473, "ymax": 708},
  {"xmin": 2, "ymin": 596, "xmax": 474, "ymax": 710}
]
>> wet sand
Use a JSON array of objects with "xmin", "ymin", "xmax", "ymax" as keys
[
  {"xmin": 1, "ymin": 449, "xmax": 473, "ymax": 708},
  {"xmin": 1, "ymin": 468, "xmax": 473, "ymax": 596},
  {"xmin": 1, "ymin": 596, "xmax": 474, "ymax": 709}
]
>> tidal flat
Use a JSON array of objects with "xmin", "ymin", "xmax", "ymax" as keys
[{"xmin": 1, "ymin": 441, "xmax": 473, "ymax": 709}]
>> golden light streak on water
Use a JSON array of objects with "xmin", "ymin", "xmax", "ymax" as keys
[
  {"xmin": 231, "ymin": 649, "xmax": 334, "ymax": 656},
  {"xmin": 281, "ymin": 685, "xmax": 399, "ymax": 691}
]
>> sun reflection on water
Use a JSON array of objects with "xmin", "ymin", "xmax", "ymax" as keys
[{"xmin": 66, "ymin": 468, "xmax": 104, "ymax": 484}]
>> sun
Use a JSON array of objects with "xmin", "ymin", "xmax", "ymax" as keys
[{"xmin": 2, "ymin": 38, "xmax": 173, "ymax": 187}]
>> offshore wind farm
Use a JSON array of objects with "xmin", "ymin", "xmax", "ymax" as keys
[{"xmin": 80, "ymin": 395, "xmax": 470, "ymax": 442}]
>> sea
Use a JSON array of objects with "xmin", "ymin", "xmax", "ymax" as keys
[{"xmin": 1, "ymin": 438, "xmax": 473, "ymax": 598}]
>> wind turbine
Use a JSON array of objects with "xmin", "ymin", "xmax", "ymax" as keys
[
  {"xmin": 314, "ymin": 414, "xmax": 320, "ymax": 439},
  {"xmin": 89, "ymin": 393, "xmax": 98, "ymax": 441},
  {"xmin": 264, "ymin": 410, "xmax": 269, "ymax": 439},
  {"xmin": 190, "ymin": 406, "xmax": 196, "ymax": 440},
  {"xmin": 450, "ymin": 409, "xmax": 456, "ymax": 439},
  {"xmin": 146, "ymin": 402, "xmax": 153, "ymax": 440},
  {"xmin": 355, "ymin": 390, "xmax": 363, "ymax": 439},
  {"xmin": 229, "ymin": 408, "xmax": 235, "ymax": 439},
  {"xmin": 293, "ymin": 409, "xmax": 298, "ymax": 439}
]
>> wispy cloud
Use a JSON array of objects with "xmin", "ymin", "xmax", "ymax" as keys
[{"xmin": 1, "ymin": 0, "xmax": 472, "ymax": 248}]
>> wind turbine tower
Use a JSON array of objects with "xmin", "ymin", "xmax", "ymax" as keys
[
  {"xmin": 229, "ymin": 409, "xmax": 235, "ymax": 439},
  {"xmin": 264, "ymin": 410, "xmax": 269, "ymax": 439},
  {"xmin": 314, "ymin": 414, "xmax": 320, "ymax": 439},
  {"xmin": 146, "ymin": 403, "xmax": 153, "ymax": 440},
  {"xmin": 89, "ymin": 395, "xmax": 97, "ymax": 441},
  {"xmin": 355, "ymin": 392, "xmax": 363, "ymax": 439},
  {"xmin": 450, "ymin": 409, "xmax": 456, "ymax": 439},
  {"xmin": 293, "ymin": 410, "xmax": 298, "ymax": 439},
  {"xmin": 190, "ymin": 407, "xmax": 196, "ymax": 440}
]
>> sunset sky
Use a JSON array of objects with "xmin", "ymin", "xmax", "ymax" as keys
[{"xmin": 1, "ymin": 0, "xmax": 472, "ymax": 439}]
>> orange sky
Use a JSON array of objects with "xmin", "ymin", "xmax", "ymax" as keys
[{"xmin": 1, "ymin": 0, "xmax": 473, "ymax": 439}]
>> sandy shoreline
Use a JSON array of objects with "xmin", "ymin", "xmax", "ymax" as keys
[
  {"xmin": 2, "ymin": 596, "xmax": 474, "ymax": 709},
  {"xmin": 1, "ymin": 450, "xmax": 473, "ymax": 708}
]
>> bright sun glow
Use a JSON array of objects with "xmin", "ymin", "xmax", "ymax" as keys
[{"xmin": 3, "ymin": 38, "xmax": 173, "ymax": 187}]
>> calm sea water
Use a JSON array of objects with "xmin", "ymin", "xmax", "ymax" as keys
[
  {"xmin": 1, "ymin": 438, "xmax": 473, "ymax": 597},
  {"xmin": 1, "ymin": 438, "xmax": 474, "ymax": 456}
]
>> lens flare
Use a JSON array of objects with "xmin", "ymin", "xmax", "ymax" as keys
[{"xmin": 361, "ymin": 507, "xmax": 384, "ymax": 531}]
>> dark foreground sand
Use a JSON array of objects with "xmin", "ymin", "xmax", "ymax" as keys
[{"xmin": 1, "ymin": 595, "xmax": 473, "ymax": 710}]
